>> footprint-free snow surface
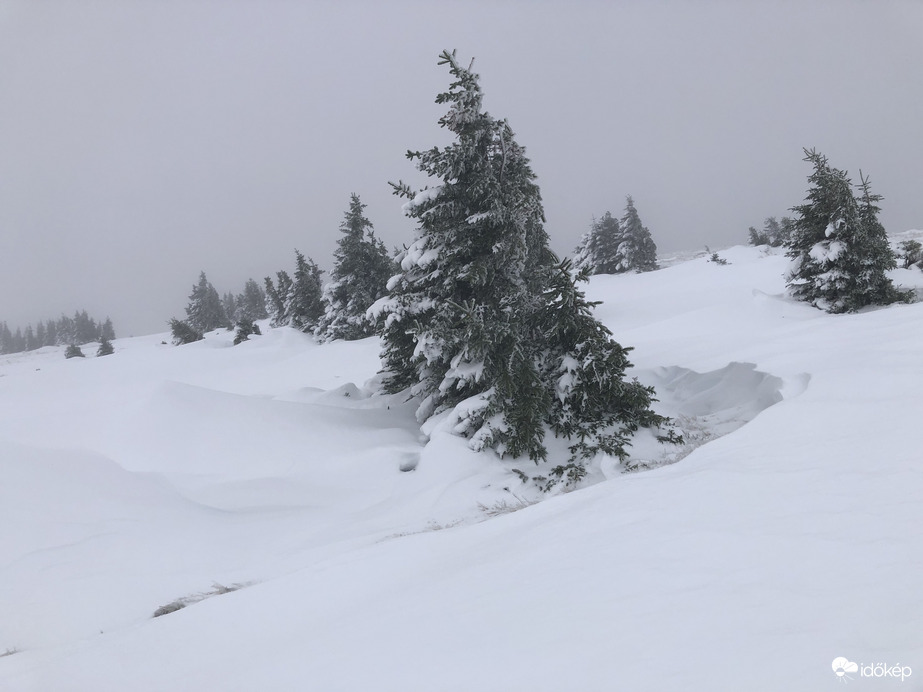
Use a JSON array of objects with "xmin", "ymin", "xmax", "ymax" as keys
[{"xmin": 1, "ymin": 246, "xmax": 921, "ymax": 691}]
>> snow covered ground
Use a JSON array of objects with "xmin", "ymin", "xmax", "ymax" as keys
[{"xmin": 1, "ymin": 245, "xmax": 921, "ymax": 691}]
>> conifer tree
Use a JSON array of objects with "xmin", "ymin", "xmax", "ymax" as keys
[
  {"xmin": 289, "ymin": 251, "xmax": 325, "ymax": 333},
  {"xmin": 0, "ymin": 322, "xmax": 11, "ymax": 354},
  {"xmin": 573, "ymin": 211, "xmax": 622, "ymax": 275},
  {"xmin": 169, "ymin": 318, "xmax": 203, "ymax": 345},
  {"xmin": 185, "ymin": 271, "xmax": 229, "ymax": 332},
  {"xmin": 786, "ymin": 149, "xmax": 901, "ymax": 312},
  {"xmin": 264, "ymin": 273, "xmax": 290, "ymax": 327},
  {"xmin": 317, "ymin": 194, "xmax": 393, "ymax": 341},
  {"xmin": 233, "ymin": 317, "xmax": 261, "ymax": 345},
  {"xmin": 64, "ymin": 344, "xmax": 85, "ymax": 359},
  {"xmin": 24, "ymin": 325, "xmax": 37, "ymax": 351},
  {"xmin": 237, "ymin": 279, "xmax": 268, "ymax": 321},
  {"xmin": 99, "ymin": 317, "xmax": 116, "ymax": 342},
  {"xmin": 377, "ymin": 51, "xmax": 672, "ymax": 480},
  {"xmin": 222, "ymin": 292, "xmax": 238, "ymax": 325},
  {"xmin": 96, "ymin": 336, "xmax": 114, "ymax": 356},
  {"xmin": 44, "ymin": 319, "xmax": 57, "ymax": 346},
  {"xmin": 616, "ymin": 196, "xmax": 658, "ymax": 272}
]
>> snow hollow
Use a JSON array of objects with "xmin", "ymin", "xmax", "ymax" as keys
[{"xmin": 1, "ymin": 245, "xmax": 921, "ymax": 691}]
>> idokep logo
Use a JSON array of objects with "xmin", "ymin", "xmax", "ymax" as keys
[
  {"xmin": 832, "ymin": 657, "xmax": 913, "ymax": 683},
  {"xmin": 832, "ymin": 658, "xmax": 859, "ymax": 682}
]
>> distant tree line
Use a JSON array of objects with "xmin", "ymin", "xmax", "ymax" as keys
[
  {"xmin": 170, "ymin": 193, "xmax": 394, "ymax": 346},
  {"xmin": 0, "ymin": 311, "xmax": 115, "ymax": 355},
  {"xmin": 747, "ymin": 217, "xmax": 794, "ymax": 247}
]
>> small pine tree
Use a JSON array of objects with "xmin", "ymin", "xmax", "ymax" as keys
[
  {"xmin": 573, "ymin": 211, "xmax": 622, "ymax": 275},
  {"xmin": 317, "ymin": 194, "xmax": 393, "ymax": 341},
  {"xmin": 616, "ymin": 196, "xmax": 658, "ymax": 272},
  {"xmin": 233, "ymin": 317, "xmax": 262, "ymax": 345},
  {"xmin": 99, "ymin": 317, "xmax": 116, "ymax": 342},
  {"xmin": 169, "ymin": 318, "xmax": 203, "ymax": 345},
  {"xmin": 897, "ymin": 239, "xmax": 922, "ymax": 270},
  {"xmin": 96, "ymin": 337, "xmax": 114, "ymax": 356},
  {"xmin": 64, "ymin": 344, "xmax": 85, "ymax": 359},
  {"xmin": 786, "ymin": 149, "xmax": 900, "ymax": 313}
]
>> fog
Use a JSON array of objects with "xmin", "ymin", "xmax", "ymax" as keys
[{"xmin": 2, "ymin": 1, "xmax": 921, "ymax": 336}]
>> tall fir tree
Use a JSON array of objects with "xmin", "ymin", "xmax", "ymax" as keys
[
  {"xmin": 237, "ymin": 279, "xmax": 268, "ymax": 321},
  {"xmin": 221, "ymin": 292, "xmax": 238, "ymax": 325},
  {"xmin": 786, "ymin": 149, "xmax": 900, "ymax": 313},
  {"xmin": 615, "ymin": 196, "xmax": 658, "ymax": 273},
  {"xmin": 317, "ymin": 194, "xmax": 393, "ymax": 341},
  {"xmin": 99, "ymin": 317, "xmax": 116, "ymax": 342},
  {"xmin": 377, "ymin": 51, "xmax": 671, "ymax": 480},
  {"xmin": 289, "ymin": 250, "xmax": 325, "ymax": 333},
  {"xmin": 185, "ymin": 271, "xmax": 229, "ymax": 332},
  {"xmin": 264, "ymin": 271, "xmax": 292, "ymax": 327},
  {"xmin": 573, "ymin": 211, "xmax": 622, "ymax": 275}
]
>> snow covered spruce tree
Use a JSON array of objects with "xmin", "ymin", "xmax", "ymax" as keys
[
  {"xmin": 573, "ymin": 211, "xmax": 622, "ymax": 275},
  {"xmin": 615, "ymin": 196, "xmax": 658, "ymax": 273},
  {"xmin": 237, "ymin": 279, "xmax": 268, "ymax": 322},
  {"xmin": 263, "ymin": 252, "xmax": 324, "ymax": 332},
  {"xmin": 317, "ymin": 194, "xmax": 393, "ymax": 341},
  {"xmin": 375, "ymin": 51, "xmax": 672, "ymax": 486},
  {"xmin": 289, "ymin": 250, "xmax": 325, "ymax": 333},
  {"xmin": 185, "ymin": 271, "xmax": 229, "ymax": 333},
  {"xmin": 786, "ymin": 149, "xmax": 902, "ymax": 313}
]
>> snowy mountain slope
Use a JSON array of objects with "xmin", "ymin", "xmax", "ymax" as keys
[{"xmin": 1, "ymin": 246, "xmax": 921, "ymax": 691}]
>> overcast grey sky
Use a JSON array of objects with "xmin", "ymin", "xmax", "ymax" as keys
[{"xmin": 1, "ymin": 1, "xmax": 921, "ymax": 337}]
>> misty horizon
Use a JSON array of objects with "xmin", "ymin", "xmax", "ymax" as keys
[{"xmin": 2, "ymin": 1, "xmax": 921, "ymax": 337}]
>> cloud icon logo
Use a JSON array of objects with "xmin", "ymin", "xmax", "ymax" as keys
[{"xmin": 832, "ymin": 657, "xmax": 859, "ymax": 678}]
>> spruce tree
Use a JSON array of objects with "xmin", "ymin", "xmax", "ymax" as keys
[
  {"xmin": 222, "ymin": 292, "xmax": 238, "ymax": 325},
  {"xmin": 317, "ymin": 194, "xmax": 393, "ymax": 341},
  {"xmin": 573, "ymin": 211, "xmax": 622, "ymax": 275},
  {"xmin": 169, "ymin": 318, "xmax": 203, "ymax": 345},
  {"xmin": 616, "ymin": 196, "xmax": 658, "ymax": 273},
  {"xmin": 96, "ymin": 336, "xmax": 114, "ymax": 356},
  {"xmin": 377, "ymin": 50, "xmax": 672, "ymax": 481},
  {"xmin": 786, "ymin": 149, "xmax": 900, "ymax": 312},
  {"xmin": 238, "ymin": 279, "xmax": 268, "ymax": 321},
  {"xmin": 64, "ymin": 344, "xmax": 85, "ymax": 359},
  {"xmin": 289, "ymin": 250, "xmax": 325, "ymax": 333},
  {"xmin": 185, "ymin": 271, "xmax": 229, "ymax": 332},
  {"xmin": 264, "ymin": 273, "xmax": 290, "ymax": 327},
  {"xmin": 99, "ymin": 317, "xmax": 116, "ymax": 342},
  {"xmin": 0, "ymin": 322, "xmax": 11, "ymax": 354},
  {"xmin": 233, "ymin": 317, "xmax": 261, "ymax": 345}
]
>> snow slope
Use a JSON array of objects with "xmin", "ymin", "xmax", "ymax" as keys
[{"xmin": 1, "ymin": 246, "xmax": 921, "ymax": 691}]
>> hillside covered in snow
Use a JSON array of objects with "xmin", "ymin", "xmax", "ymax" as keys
[{"xmin": 1, "ymin": 245, "xmax": 921, "ymax": 691}]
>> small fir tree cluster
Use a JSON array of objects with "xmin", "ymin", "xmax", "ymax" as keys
[
  {"xmin": 573, "ymin": 198, "xmax": 658, "ymax": 275},
  {"xmin": 1, "ymin": 312, "xmax": 116, "ymax": 355},
  {"xmin": 316, "ymin": 194, "xmax": 393, "ymax": 341},
  {"xmin": 375, "ymin": 50, "xmax": 673, "ymax": 486},
  {"xmin": 264, "ymin": 251, "xmax": 325, "ymax": 332},
  {"xmin": 573, "ymin": 211, "xmax": 622, "ymax": 274},
  {"xmin": 748, "ymin": 217, "xmax": 794, "ymax": 247},
  {"xmin": 786, "ymin": 149, "xmax": 903, "ymax": 313}
]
